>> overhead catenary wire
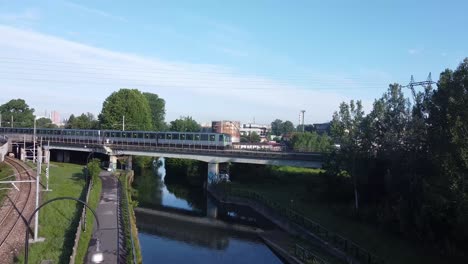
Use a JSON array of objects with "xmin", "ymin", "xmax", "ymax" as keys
[{"xmin": 0, "ymin": 57, "xmax": 393, "ymax": 91}]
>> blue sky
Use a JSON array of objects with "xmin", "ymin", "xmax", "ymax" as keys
[{"xmin": 0, "ymin": 0, "xmax": 466, "ymax": 125}]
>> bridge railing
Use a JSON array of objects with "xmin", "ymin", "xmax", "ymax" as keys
[{"xmin": 223, "ymin": 187, "xmax": 385, "ymax": 264}]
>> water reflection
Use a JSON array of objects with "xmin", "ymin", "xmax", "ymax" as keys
[
  {"xmin": 137, "ymin": 210, "xmax": 283, "ymax": 264},
  {"xmin": 134, "ymin": 158, "xmax": 206, "ymax": 213}
]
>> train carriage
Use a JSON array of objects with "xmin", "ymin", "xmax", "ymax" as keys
[{"xmin": 0, "ymin": 127, "xmax": 233, "ymax": 149}]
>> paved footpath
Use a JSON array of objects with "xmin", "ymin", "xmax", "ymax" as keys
[{"xmin": 87, "ymin": 171, "xmax": 119, "ymax": 264}]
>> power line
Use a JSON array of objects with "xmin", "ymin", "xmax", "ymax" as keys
[{"xmin": 402, "ymin": 73, "xmax": 435, "ymax": 98}]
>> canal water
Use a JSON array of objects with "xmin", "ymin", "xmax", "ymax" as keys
[{"xmin": 133, "ymin": 158, "xmax": 283, "ymax": 264}]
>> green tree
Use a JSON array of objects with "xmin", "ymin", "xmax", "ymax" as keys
[
  {"xmin": 99, "ymin": 89, "xmax": 153, "ymax": 131},
  {"xmin": 249, "ymin": 132, "xmax": 261, "ymax": 143},
  {"xmin": 169, "ymin": 116, "xmax": 201, "ymax": 132},
  {"xmin": 0, "ymin": 99, "xmax": 35, "ymax": 127},
  {"xmin": 271, "ymin": 119, "xmax": 283, "ymax": 135},
  {"xmin": 281, "ymin": 120, "xmax": 295, "ymax": 134},
  {"xmin": 36, "ymin": 117, "xmax": 57, "ymax": 128},
  {"xmin": 426, "ymin": 59, "xmax": 468, "ymax": 249},
  {"xmin": 66, "ymin": 113, "xmax": 99, "ymax": 129},
  {"xmin": 143, "ymin": 92, "xmax": 166, "ymax": 131},
  {"xmin": 290, "ymin": 132, "xmax": 332, "ymax": 152},
  {"xmin": 87, "ymin": 158, "xmax": 101, "ymax": 184}
]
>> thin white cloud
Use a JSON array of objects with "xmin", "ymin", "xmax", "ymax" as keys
[
  {"xmin": 0, "ymin": 25, "xmax": 375, "ymax": 124},
  {"xmin": 62, "ymin": 0, "xmax": 127, "ymax": 22},
  {"xmin": 0, "ymin": 8, "xmax": 40, "ymax": 26},
  {"xmin": 408, "ymin": 48, "xmax": 421, "ymax": 55}
]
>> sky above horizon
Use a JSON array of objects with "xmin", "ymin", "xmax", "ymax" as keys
[{"xmin": 0, "ymin": 0, "xmax": 466, "ymax": 125}]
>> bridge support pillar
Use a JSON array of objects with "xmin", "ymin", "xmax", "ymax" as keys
[
  {"xmin": 43, "ymin": 149, "xmax": 50, "ymax": 164},
  {"xmin": 206, "ymin": 195, "xmax": 218, "ymax": 219},
  {"xmin": 207, "ymin": 162, "xmax": 219, "ymax": 187},
  {"xmin": 20, "ymin": 148, "xmax": 26, "ymax": 162},
  {"xmin": 109, "ymin": 155, "xmax": 117, "ymax": 171},
  {"xmin": 126, "ymin": 156, "xmax": 132, "ymax": 171},
  {"xmin": 63, "ymin": 150, "xmax": 70, "ymax": 163}
]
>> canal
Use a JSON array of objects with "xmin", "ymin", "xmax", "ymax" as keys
[{"xmin": 133, "ymin": 158, "xmax": 284, "ymax": 264}]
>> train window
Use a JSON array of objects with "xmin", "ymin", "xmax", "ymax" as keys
[
  {"xmin": 138, "ymin": 133, "xmax": 143, "ymax": 138},
  {"xmin": 172, "ymin": 133, "xmax": 179, "ymax": 140},
  {"xmin": 78, "ymin": 131, "xmax": 84, "ymax": 136},
  {"xmin": 201, "ymin": 134, "xmax": 208, "ymax": 141},
  {"xmin": 166, "ymin": 133, "xmax": 172, "ymax": 140},
  {"xmin": 105, "ymin": 132, "xmax": 110, "ymax": 137},
  {"xmin": 187, "ymin": 134, "xmax": 193, "ymax": 140},
  {"xmin": 194, "ymin": 134, "xmax": 200, "ymax": 141},
  {"xmin": 180, "ymin": 134, "xmax": 186, "ymax": 140},
  {"xmin": 145, "ymin": 133, "xmax": 151, "ymax": 139},
  {"xmin": 219, "ymin": 135, "xmax": 224, "ymax": 141},
  {"xmin": 150, "ymin": 133, "xmax": 156, "ymax": 139},
  {"xmin": 210, "ymin": 135, "xmax": 215, "ymax": 141},
  {"xmin": 132, "ymin": 133, "xmax": 138, "ymax": 138},
  {"xmin": 158, "ymin": 134, "xmax": 165, "ymax": 139}
]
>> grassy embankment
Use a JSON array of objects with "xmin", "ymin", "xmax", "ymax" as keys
[
  {"xmin": 0, "ymin": 162, "xmax": 14, "ymax": 204},
  {"xmin": 118, "ymin": 170, "xmax": 143, "ymax": 264},
  {"xmin": 230, "ymin": 166, "xmax": 445, "ymax": 264},
  {"xmin": 15, "ymin": 162, "xmax": 92, "ymax": 263},
  {"xmin": 74, "ymin": 176, "xmax": 102, "ymax": 263}
]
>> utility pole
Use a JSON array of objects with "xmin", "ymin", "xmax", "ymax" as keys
[
  {"xmin": 34, "ymin": 148, "xmax": 42, "ymax": 241},
  {"xmin": 33, "ymin": 118, "xmax": 36, "ymax": 163},
  {"xmin": 11, "ymin": 115, "xmax": 13, "ymax": 128},
  {"xmin": 300, "ymin": 110, "xmax": 305, "ymax": 132},
  {"xmin": 45, "ymin": 141, "xmax": 51, "ymax": 192},
  {"xmin": 0, "ymin": 113, "xmax": 2, "ymax": 127},
  {"xmin": 122, "ymin": 115, "xmax": 125, "ymax": 131}
]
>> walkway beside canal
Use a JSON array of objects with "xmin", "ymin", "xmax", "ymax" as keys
[{"xmin": 86, "ymin": 171, "xmax": 119, "ymax": 263}]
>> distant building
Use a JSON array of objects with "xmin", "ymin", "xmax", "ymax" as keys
[
  {"xmin": 212, "ymin": 121, "xmax": 240, "ymax": 143},
  {"xmin": 51, "ymin": 111, "xmax": 61, "ymax": 125},
  {"xmin": 200, "ymin": 122, "xmax": 213, "ymax": 133},
  {"xmin": 239, "ymin": 123, "xmax": 270, "ymax": 139},
  {"xmin": 313, "ymin": 122, "xmax": 331, "ymax": 134}
]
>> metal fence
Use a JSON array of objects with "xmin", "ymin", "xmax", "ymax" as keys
[{"xmin": 226, "ymin": 187, "xmax": 385, "ymax": 264}]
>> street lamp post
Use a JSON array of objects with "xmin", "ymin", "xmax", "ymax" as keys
[{"xmin": 24, "ymin": 196, "xmax": 103, "ymax": 264}]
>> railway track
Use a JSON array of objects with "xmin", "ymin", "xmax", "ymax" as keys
[{"xmin": 0, "ymin": 157, "xmax": 35, "ymax": 261}]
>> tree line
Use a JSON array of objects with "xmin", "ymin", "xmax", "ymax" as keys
[
  {"xmin": 0, "ymin": 88, "xmax": 200, "ymax": 132},
  {"xmin": 324, "ymin": 58, "xmax": 468, "ymax": 259}
]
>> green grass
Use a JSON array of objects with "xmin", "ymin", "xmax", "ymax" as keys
[
  {"xmin": 74, "ymin": 177, "xmax": 102, "ymax": 264},
  {"xmin": 231, "ymin": 168, "xmax": 446, "ymax": 264},
  {"xmin": 118, "ymin": 171, "xmax": 142, "ymax": 264},
  {"xmin": 16, "ymin": 162, "xmax": 87, "ymax": 264},
  {"xmin": 0, "ymin": 162, "xmax": 14, "ymax": 204}
]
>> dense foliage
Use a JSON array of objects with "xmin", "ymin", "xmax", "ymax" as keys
[
  {"xmin": 143, "ymin": 92, "xmax": 166, "ymax": 131},
  {"xmin": 326, "ymin": 59, "xmax": 468, "ymax": 259},
  {"xmin": 270, "ymin": 119, "xmax": 295, "ymax": 136},
  {"xmin": 65, "ymin": 112, "xmax": 99, "ymax": 129},
  {"xmin": 169, "ymin": 116, "xmax": 201, "ymax": 132},
  {"xmin": 290, "ymin": 132, "xmax": 332, "ymax": 152},
  {"xmin": 99, "ymin": 88, "xmax": 153, "ymax": 131},
  {"xmin": 240, "ymin": 131, "xmax": 261, "ymax": 143},
  {"xmin": 0, "ymin": 98, "xmax": 35, "ymax": 127},
  {"xmin": 36, "ymin": 117, "xmax": 57, "ymax": 128}
]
